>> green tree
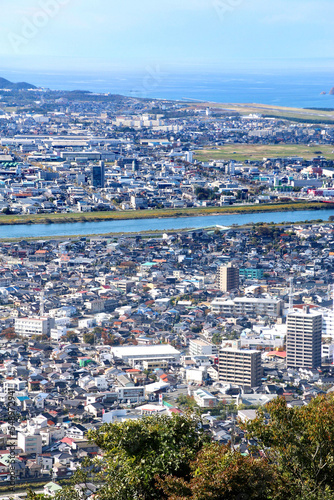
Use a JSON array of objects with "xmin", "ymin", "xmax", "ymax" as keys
[
  {"xmin": 176, "ymin": 394, "xmax": 198, "ymax": 410},
  {"xmin": 194, "ymin": 187, "xmax": 216, "ymax": 200},
  {"xmin": 211, "ymin": 332, "xmax": 223, "ymax": 345},
  {"xmin": 93, "ymin": 326, "xmax": 104, "ymax": 336},
  {"xmin": 158, "ymin": 443, "xmax": 275, "ymax": 500},
  {"xmin": 83, "ymin": 332, "xmax": 95, "ymax": 345},
  {"xmin": 26, "ymin": 415, "xmax": 210, "ymax": 500},
  {"xmin": 86, "ymin": 413, "xmax": 209, "ymax": 500},
  {"xmin": 191, "ymin": 326, "xmax": 201, "ymax": 334},
  {"xmin": 61, "ymin": 330, "xmax": 78, "ymax": 343},
  {"xmin": 1, "ymin": 207, "xmax": 12, "ymax": 215},
  {"xmin": 27, "ymin": 397, "xmax": 334, "ymax": 500},
  {"xmin": 242, "ymin": 394, "xmax": 334, "ymax": 499}
]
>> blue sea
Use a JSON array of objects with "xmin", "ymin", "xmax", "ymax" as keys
[{"xmin": 2, "ymin": 69, "xmax": 334, "ymax": 108}]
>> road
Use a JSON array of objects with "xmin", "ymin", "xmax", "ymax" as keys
[{"xmin": 0, "ymin": 488, "xmax": 45, "ymax": 499}]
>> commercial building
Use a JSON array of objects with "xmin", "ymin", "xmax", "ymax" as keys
[
  {"xmin": 91, "ymin": 161, "xmax": 105, "ymax": 188},
  {"xmin": 193, "ymin": 388, "xmax": 217, "ymax": 408},
  {"xmin": 116, "ymin": 386, "xmax": 145, "ymax": 403},
  {"xmin": 142, "ymin": 360, "xmax": 169, "ymax": 370},
  {"xmin": 216, "ymin": 263, "xmax": 239, "ymax": 292},
  {"xmin": 286, "ymin": 306, "xmax": 322, "ymax": 369},
  {"xmin": 130, "ymin": 196, "xmax": 148, "ymax": 209},
  {"xmin": 218, "ymin": 341, "xmax": 262, "ymax": 388},
  {"xmin": 17, "ymin": 429, "xmax": 42, "ymax": 455},
  {"xmin": 189, "ymin": 339, "xmax": 218, "ymax": 357},
  {"xmin": 15, "ymin": 317, "xmax": 55, "ymax": 337},
  {"xmin": 110, "ymin": 345, "xmax": 181, "ymax": 367},
  {"xmin": 239, "ymin": 268, "xmax": 264, "ymax": 279}
]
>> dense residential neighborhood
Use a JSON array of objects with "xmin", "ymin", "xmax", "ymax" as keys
[
  {"xmin": 0, "ymin": 220, "xmax": 333, "ymax": 490},
  {"xmin": 0, "ymin": 88, "xmax": 334, "ymax": 495}
]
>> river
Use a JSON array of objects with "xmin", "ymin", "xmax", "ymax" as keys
[{"xmin": 0, "ymin": 209, "xmax": 333, "ymax": 239}]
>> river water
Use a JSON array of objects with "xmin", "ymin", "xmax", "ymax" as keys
[{"xmin": 0, "ymin": 209, "xmax": 333, "ymax": 239}]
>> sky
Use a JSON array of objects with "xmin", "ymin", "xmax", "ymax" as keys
[{"xmin": 0, "ymin": 0, "xmax": 333, "ymax": 77}]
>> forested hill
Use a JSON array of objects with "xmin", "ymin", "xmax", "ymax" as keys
[{"xmin": 0, "ymin": 77, "xmax": 37, "ymax": 90}]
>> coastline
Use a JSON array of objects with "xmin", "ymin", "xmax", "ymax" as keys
[{"xmin": 0, "ymin": 202, "xmax": 332, "ymax": 227}]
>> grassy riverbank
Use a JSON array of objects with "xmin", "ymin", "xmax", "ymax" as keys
[{"xmin": 0, "ymin": 202, "xmax": 333, "ymax": 226}]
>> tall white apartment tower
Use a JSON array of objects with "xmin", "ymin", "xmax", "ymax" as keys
[{"xmin": 286, "ymin": 306, "xmax": 322, "ymax": 369}]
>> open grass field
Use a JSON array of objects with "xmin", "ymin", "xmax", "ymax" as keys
[
  {"xmin": 0, "ymin": 201, "xmax": 333, "ymax": 227},
  {"xmin": 194, "ymin": 144, "xmax": 334, "ymax": 162}
]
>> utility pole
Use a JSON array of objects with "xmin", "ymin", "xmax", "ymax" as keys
[{"xmin": 230, "ymin": 411, "xmax": 235, "ymax": 452}]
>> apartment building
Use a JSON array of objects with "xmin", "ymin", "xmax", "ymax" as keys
[
  {"xmin": 216, "ymin": 263, "xmax": 239, "ymax": 292},
  {"xmin": 286, "ymin": 306, "xmax": 322, "ymax": 369},
  {"xmin": 319, "ymin": 308, "xmax": 334, "ymax": 339},
  {"xmin": 219, "ymin": 341, "xmax": 262, "ymax": 388},
  {"xmin": 211, "ymin": 297, "xmax": 282, "ymax": 317},
  {"xmin": 116, "ymin": 280, "xmax": 135, "ymax": 293},
  {"xmin": 239, "ymin": 268, "xmax": 264, "ymax": 279}
]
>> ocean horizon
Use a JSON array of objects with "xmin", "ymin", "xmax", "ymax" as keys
[{"xmin": 2, "ymin": 69, "xmax": 334, "ymax": 109}]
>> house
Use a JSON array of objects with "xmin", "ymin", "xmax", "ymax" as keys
[
  {"xmin": 84, "ymin": 402, "xmax": 104, "ymax": 417},
  {"xmin": 37, "ymin": 453, "xmax": 53, "ymax": 472},
  {"xmin": 44, "ymin": 481, "xmax": 63, "ymax": 497},
  {"xmin": 66, "ymin": 424, "xmax": 87, "ymax": 440},
  {"xmin": 75, "ymin": 482, "xmax": 97, "ymax": 498}
]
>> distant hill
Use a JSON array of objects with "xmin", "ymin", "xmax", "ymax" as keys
[{"xmin": 0, "ymin": 77, "xmax": 37, "ymax": 90}]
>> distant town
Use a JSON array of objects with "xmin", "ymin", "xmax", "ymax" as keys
[
  {"xmin": 1, "ymin": 83, "xmax": 334, "ymax": 494},
  {"xmin": 0, "ymin": 84, "xmax": 334, "ymax": 222}
]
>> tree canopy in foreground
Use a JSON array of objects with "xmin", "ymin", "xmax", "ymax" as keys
[{"xmin": 27, "ymin": 394, "xmax": 334, "ymax": 500}]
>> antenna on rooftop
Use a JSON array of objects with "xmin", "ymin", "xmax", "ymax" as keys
[
  {"xmin": 332, "ymin": 283, "xmax": 334, "ymax": 315},
  {"xmin": 289, "ymin": 277, "xmax": 294, "ymax": 312}
]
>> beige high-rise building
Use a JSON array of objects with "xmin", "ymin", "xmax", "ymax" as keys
[
  {"xmin": 218, "ymin": 340, "xmax": 262, "ymax": 388},
  {"xmin": 286, "ymin": 306, "xmax": 322, "ymax": 369},
  {"xmin": 216, "ymin": 263, "xmax": 239, "ymax": 292}
]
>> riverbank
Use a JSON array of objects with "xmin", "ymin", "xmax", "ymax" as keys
[
  {"xmin": 0, "ymin": 202, "xmax": 333, "ymax": 226},
  {"xmin": 0, "ymin": 206, "xmax": 333, "ymax": 240},
  {"xmin": 0, "ymin": 217, "xmax": 331, "ymax": 243}
]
